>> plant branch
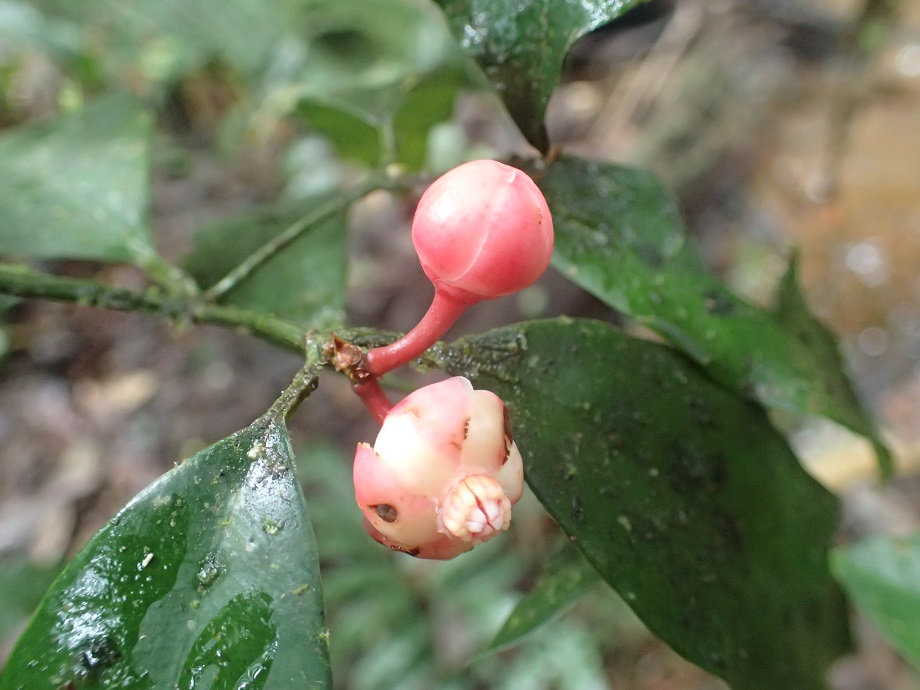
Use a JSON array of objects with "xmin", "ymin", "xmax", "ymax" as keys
[
  {"xmin": 203, "ymin": 176, "xmax": 386, "ymax": 301},
  {"xmin": 378, "ymin": 117, "xmax": 398, "ymax": 170},
  {"xmin": 266, "ymin": 335, "xmax": 329, "ymax": 421},
  {"xmin": 0, "ymin": 266, "xmax": 447, "ymax": 367},
  {"xmin": 136, "ymin": 251, "xmax": 201, "ymax": 298},
  {"xmin": 0, "ymin": 264, "xmax": 305, "ymax": 354}
]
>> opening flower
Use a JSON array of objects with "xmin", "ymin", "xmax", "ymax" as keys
[{"xmin": 353, "ymin": 376, "xmax": 524, "ymax": 559}]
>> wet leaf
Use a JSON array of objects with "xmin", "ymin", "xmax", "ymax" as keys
[
  {"xmin": 433, "ymin": 0, "xmax": 648, "ymax": 151},
  {"xmin": 542, "ymin": 155, "xmax": 890, "ymax": 474},
  {"xmin": 437, "ymin": 318, "xmax": 850, "ymax": 689},
  {"xmin": 184, "ymin": 195, "xmax": 349, "ymax": 328},
  {"xmin": 0, "ymin": 418, "xmax": 330, "ymax": 689},
  {"xmin": 833, "ymin": 533, "xmax": 920, "ymax": 670},
  {"xmin": 486, "ymin": 546, "xmax": 599, "ymax": 653},
  {"xmin": 0, "ymin": 93, "xmax": 158, "ymax": 266}
]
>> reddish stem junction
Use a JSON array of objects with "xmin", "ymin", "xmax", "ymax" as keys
[
  {"xmin": 344, "ymin": 288, "xmax": 471, "ymax": 425},
  {"xmin": 366, "ymin": 289, "xmax": 469, "ymax": 377}
]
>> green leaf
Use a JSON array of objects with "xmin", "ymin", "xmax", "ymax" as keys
[
  {"xmin": 0, "ymin": 93, "xmax": 158, "ymax": 266},
  {"xmin": 390, "ymin": 65, "xmax": 471, "ymax": 170},
  {"xmin": 0, "ymin": 557, "xmax": 63, "ymax": 642},
  {"xmin": 184, "ymin": 196, "xmax": 349, "ymax": 328},
  {"xmin": 295, "ymin": 0, "xmax": 464, "ymax": 123},
  {"xmin": 542, "ymin": 155, "xmax": 890, "ymax": 474},
  {"xmin": 118, "ymin": 0, "xmax": 294, "ymax": 76},
  {"xmin": 833, "ymin": 533, "xmax": 920, "ymax": 670},
  {"xmin": 295, "ymin": 63, "xmax": 470, "ymax": 171},
  {"xmin": 296, "ymin": 102, "xmax": 381, "ymax": 168},
  {"xmin": 436, "ymin": 318, "xmax": 850, "ymax": 689},
  {"xmin": 433, "ymin": 0, "xmax": 648, "ymax": 151},
  {"xmin": 772, "ymin": 256, "xmax": 892, "ymax": 474},
  {"xmin": 29, "ymin": 0, "xmax": 297, "ymax": 80},
  {"xmin": 486, "ymin": 546, "xmax": 599, "ymax": 653},
  {"xmin": 0, "ymin": 417, "xmax": 330, "ymax": 689},
  {"xmin": 0, "ymin": 1, "xmax": 83, "ymax": 58},
  {"xmin": 278, "ymin": 0, "xmax": 474, "ymax": 170}
]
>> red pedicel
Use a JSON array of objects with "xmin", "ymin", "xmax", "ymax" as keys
[{"xmin": 367, "ymin": 160, "xmax": 553, "ymax": 376}]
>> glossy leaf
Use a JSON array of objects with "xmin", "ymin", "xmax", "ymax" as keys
[
  {"xmin": 0, "ymin": 93, "xmax": 158, "ymax": 266},
  {"xmin": 435, "ymin": 318, "xmax": 850, "ymax": 689},
  {"xmin": 542, "ymin": 155, "xmax": 890, "ymax": 474},
  {"xmin": 184, "ymin": 196, "xmax": 349, "ymax": 328},
  {"xmin": 833, "ymin": 533, "xmax": 920, "ymax": 670},
  {"xmin": 0, "ymin": 418, "xmax": 330, "ymax": 689},
  {"xmin": 486, "ymin": 546, "xmax": 599, "ymax": 653},
  {"xmin": 433, "ymin": 0, "xmax": 648, "ymax": 151}
]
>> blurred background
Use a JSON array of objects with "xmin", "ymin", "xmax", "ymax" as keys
[{"xmin": 0, "ymin": 0, "xmax": 919, "ymax": 687}]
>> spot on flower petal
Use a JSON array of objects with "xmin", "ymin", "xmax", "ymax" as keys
[{"xmin": 370, "ymin": 504, "xmax": 398, "ymax": 523}]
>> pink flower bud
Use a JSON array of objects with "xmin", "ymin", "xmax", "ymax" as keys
[
  {"xmin": 353, "ymin": 376, "xmax": 524, "ymax": 559},
  {"xmin": 412, "ymin": 159, "xmax": 554, "ymax": 302}
]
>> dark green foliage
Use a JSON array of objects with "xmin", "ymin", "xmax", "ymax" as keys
[
  {"xmin": 543, "ymin": 156, "xmax": 890, "ymax": 474},
  {"xmin": 0, "ymin": 0, "xmax": 896, "ymax": 688},
  {"xmin": 434, "ymin": 0, "xmax": 650, "ymax": 151},
  {"xmin": 437, "ymin": 319, "xmax": 851, "ymax": 689},
  {"xmin": 0, "ymin": 418, "xmax": 329, "ymax": 689}
]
